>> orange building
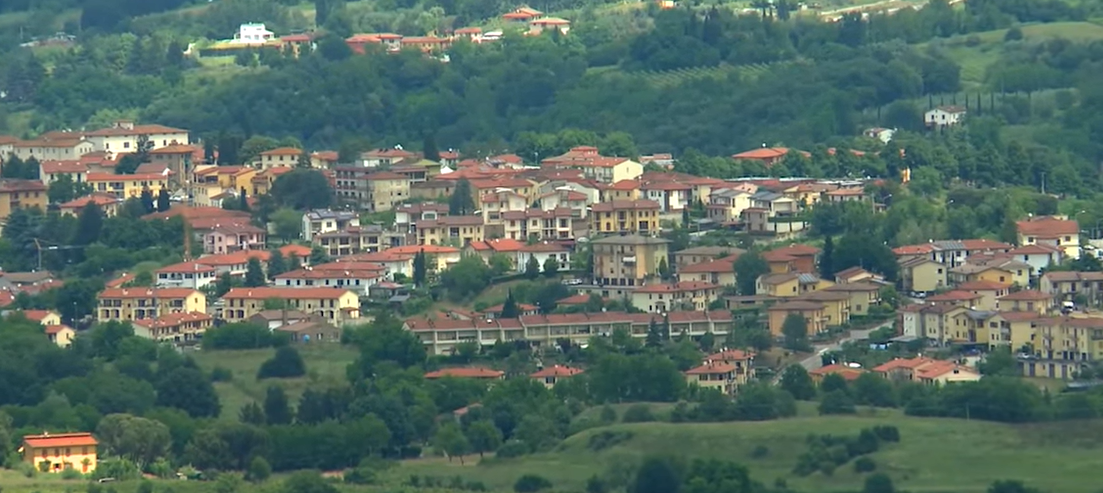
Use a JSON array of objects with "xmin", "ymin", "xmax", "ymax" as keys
[{"xmin": 20, "ymin": 432, "xmax": 98, "ymax": 473}]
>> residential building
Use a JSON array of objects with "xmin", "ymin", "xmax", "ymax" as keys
[
  {"xmin": 83, "ymin": 121, "xmax": 190, "ymax": 153},
  {"xmin": 203, "ymin": 223, "xmax": 267, "ymax": 254},
  {"xmin": 481, "ymin": 189, "xmax": 528, "ymax": 233},
  {"xmin": 590, "ymin": 200, "xmax": 661, "ymax": 235},
  {"xmin": 899, "ymin": 257, "xmax": 947, "ymax": 293},
  {"xmin": 768, "ymin": 301, "xmax": 827, "ymax": 336},
  {"xmin": 464, "ymin": 238, "xmax": 526, "ymax": 266},
  {"xmin": 824, "ymin": 187, "xmax": 867, "ymax": 203},
  {"xmin": 314, "ymin": 225, "xmax": 390, "ymax": 257},
  {"xmin": 1017, "ymin": 216, "xmax": 1081, "ymax": 260},
  {"xmin": 221, "ymin": 287, "xmax": 361, "ymax": 326},
  {"xmin": 677, "ymin": 255, "xmax": 739, "ymax": 287},
  {"xmin": 148, "ymin": 144, "xmax": 199, "ymax": 187},
  {"xmin": 302, "ymin": 209, "xmax": 360, "ymax": 242},
  {"xmin": 823, "ymin": 282, "xmax": 882, "ymax": 316},
  {"xmin": 954, "ymin": 280, "xmax": 1011, "ymax": 311},
  {"xmin": 742, "ymin": 190, "xmax": 805, "ymax": 236},
  {"xmin": 675, "ymin": 246, "xmax": 745, "ymax": 269},
  {"xmin": 275, "ymin": 319, "xmax": 343, "ymax": 343},
  {"xmin": 193, "ymin": 250, "xmax": 271, "ymax": 277},
  {"xmin": 155, "ymin": 262, "xmax": 218, "ymax": 290},
  {"xmin": 359, "ymin": 147, "xmax": 416, "ymax": 167},
  {"xmin": 44, "ymin": 324, "xmax": 75, "ymax": 347},
  {"xmin": 255, "ymin": 147, "xmax": 302, "ymax": 169},
  {"xmin": 20, "ymin": 309, "xmax": 62, "ymax": 326},
  {"xmin": 541, "ymin": 146, "xmax": 642, "ymax": 183},
  {"xmin": 924, "ymin": 106, "xmax": 966, "ymax": 128},
  {"xmin": 893, "ymin": 239, "xmax": 1012, "ymax": 269},
  {"xmin": 706, "ymin": 187, "xmax": 754, "ymax": 224},
  {"xmin": 756, "ymin": 272, "xmax": 831, "ymax": 298},
  {"xmin": 38, "ymin": 160, "xmax": 88, "ymax": 186},
  {"xmin": 833, "ymin": 266, "xmax": 881, "ymax": 284},
  {"xmin": 502, "ymin": 208, "xmax": 576, "ymax": 241},
  {"xmin": 731, "ymin": 147, "xmax": 804, "ymax": 166},
  {"xmin": 363, "ymin": 171, "xmax": 410, "ymax": 212},
  {"xmin": 1005, "ymin": 244, "xmax": 1063, "ymax": 276},
  {"xmin": 536, "ymin": 188, "xmax": 588, "ymax": 217},
  {"xmin": 600, "ymin": 179, "xmax": 641, "ymax": 202},
  {"xmin": 96, "ymin": 288, "xmax": 206, "ymax": 322},
  {"xmin": 87, "ymin": 172, "xmax": 168, "ymax": 199},
  {"xmin": 684, "ymin": 362, "xmax": 740, "ymax": 395},
  {"xmin": 531, "ymin": 365, "xmax": 583, "ymax": 388},
  {"xmin": 949, "ymin": 263, "xmax": 1015, "ymax": 286},
  {"xmin": 1039, "ymin": 271, "xmax": 1103, "ymax": 304},
  {"xmin": 809, "ymin": 364, "xmax": 866, "ymax": 383},
  {"xmin": 591, "ymin": 235, "xmax": 670, "ymax": 293},
  {"xmin": 631, "ymin": 281, "xmax": 719, "ymax": 312},
  {"xmin": 404, "ymin": 310, "xmax": 734, "ymax": 355},
  {"xmin": 273, "ymin": 264, "xmax": 385, "ymax": 295},
  {"xmin": 359, "ymin": 244, "xmax": 460, "ymax": 273},
  {"xmin": 874, "ymin": 357, "xmax": 981, "ymax": 385},
  {"xmin": 529, "ymin": 17, "xmax": 571, "ymax": 34},
  {"xmin": 763, "ymin": 244, "xmax": 820, "ymax": 274},
  {"xmin": 131, "ymin": 312, "xmax": 213, "ymax": 344},
  {"xmin": 641, "ymin": 180, "xmax": 691, "ymax": 214},
  {"xmin": 21, "ymin": 432, "xmax": 98, "ymax": 473},
  {"xmin": 516, "ymin": 242, "xmax": 571, "ymax": 274},
  {"xmin": 395, "ymin": 202, "xmax": 449, "ymax": 233},
  {"xmin": 997, "ymin": 290, "xmax": 1054, "ymax": 314},
  {"xmin": 11, "ymin": 137, "xmax": 95, "ymax": 161},
  {"xmin": 0, "ymin": 179, "xmax": 47, "ymax": 219},
  {"xmin": 416, "ymin": 215, "xmax": 485, "ymax": 246},
  {"xmin": 58, "ymin": 194, "xmax": 121, "ymax": 217},
  {"xmin": 705, "ymin": 349, "xmax": 756, "ymax": 387},
  {"xmin": 800, "ymin": 290, "xmax": 852, "ymax": 327}
]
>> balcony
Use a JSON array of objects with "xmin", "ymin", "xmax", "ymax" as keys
[{"xmin": 623, "ymin": 256, "xmax": 637, "ymax": 264}]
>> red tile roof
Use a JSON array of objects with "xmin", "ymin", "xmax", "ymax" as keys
[
  {"xmin": 84, "ymin": 123, "xmax": 186, "ymax": 137},
  {"xmin": 635, "ymin": 281, "xmax": 718, "ymax": 293},
  {"xmin": 956, "ymin": 280, "xmax": 1011, "ymax": 291},
  {"xmin": 98, "ymin": 288, "xmax": 200, "ymax": 299},
  {"xmin": 685, "ymin": 362, "xmax": 737, "ymax": 375},
  {"xmin": 531, "ymin": 365, "xmax": 584, "ymax": 378},
  {"xmin": 998, "ymin": 290, "xmax": 1051, "ymax": 301},
  {"xmin": 425, "ymin": 368, "xmax": 504, "ymax": 379},
  {"xmin": 131, "ymin": 311, "xmax": 212, "ymax": 329},
  {"xmin": 39, "ymin": 160, "xmax": 88, "ymax": 174},
  {"xmin": 925, "ymin": 290, "xmax": 982, "ymax": 302},
  {"xmin": 260, "ymin": 147, "xmax": 302, "ymax": 156},
  {"xmin": 21, "ymin": 310, "xmax": 56, "ymax": 322},
  {"xmin": 156, "ymin": 261, "xmax": 217, "ymax": 274},
  {"xmin": 195, "ymin": 250, "xmax": 270, "ymax": 266},
  {"xmin": 222, "ymin": 287, "xmax": 354, "ymax": 300},
  {"xmin": 1016, "ymin": 217, "xmax": 1079, "ymax": 238},
  {"xmin": 23, "ymin": 432, "xmax": 97, "ymax": 449},
  {"xmin": 468, "ymin": 238, "xmax": 526, "ymax": 252},
  {"xmin": 708, "ymin": 349, "xmax": 754, "ymax": 361},
  {"xmin": 809, "ymin": 363, "xmax": 866, "ymax": 381},
  {"xmin": 387, "ymin": 245, "xmax": 459, "ymax": 255}
]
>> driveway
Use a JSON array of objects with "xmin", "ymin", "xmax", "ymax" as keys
[{"xmin": 798, "ymin": 319, "xmax": 894, "ymax": 371}]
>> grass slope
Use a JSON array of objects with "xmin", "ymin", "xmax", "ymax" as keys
[
  {"xmin": 395, "ymin": 412, "xmax": 1103, "ymax": 493},
  {"xmin": 190, "ymin": 346, "xmax": 359, "ymax": 421}
]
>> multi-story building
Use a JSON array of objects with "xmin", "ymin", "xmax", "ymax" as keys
[
  {"xmin": 314, "ymin": 225, "xmax": 390, "ymax": 257},
  {"xmin": 684, "ymin": 361, "xmax": 741, "ymax": 395},
  {"xmin": 38, "ymin": 160, "xmax": 88, "ymax": 186},
  {"xmin": 503, "ymin": 208, "xmax": 575, "ymax": 241},
  {"xmin": 0, "ymin": 179, "xmax": 47, "ymax": 220},
  {"xmin": 531, "ymin": 365, "xmax": 584, "ymax": 389},
  {"xmin": 203, "ymin": 223, "xmax": 267, "ymax": 254},
  {"xmin": 96, "ymin": 288, "xmax": 206, "ymax": 322},
  {"xmin": 1017, "ymin": 216, "xmax": 1081, "ymax": 260},
  {"xmin": 675, "ymin": 246, "xmax": 744, "ymax": 269},
  {"xmin": 590, "ymin": 200, "xmax": 660, "ymax": 235},
  {"xmin": 641, "ymin": 180, "xmax": 692, "ymax": 214},
  {"xmin": 87, "ymin": 173, "xmax": 169, "ymax": 199},
  {"xmin": 83, "ymin": 120, "xmax": 190, "ymax": 153},
  {"xmin": 11, "ymin": 136, "xmax": 95, "ymax": 161},
  {"xmin": 767, "ymin": 300, "xmax": 828, "ymax": 336},
  {"xmin": 148, "ymin": 144, "xmax": 199, "ymax": 187},
  {"xmin": 194, "ymin": 250, "xmax": 271, "ymax": 277},
  {"xmin": 742, "ymin": 190, "xmax": 805, "ymax": 237},
  {"xmin": 631, "ymin": 281, "xmax": 719, "ymax": 312},
  {"xmin": 221, "ymin": 287, "xmax": 361, "ymax": 326},
  {"xmin": 302, "ymin": 209, "xmax": 360, "ymax": 242},
  {"xmin": 273, "ymin": 264, "xmax": 384, "ymax": 296},
  {"xmin": 591, "ymin": 235, "xmax": 670, "ymax": 295},
  {"xmin": 332, "ymin": 168, "xmax": 410, "ymax": 211},
  {"xmin": 541, "ymin": 146, "xmax": 642, "ymax": 183},
  {"xmin": 706, "ymin": 187, "xmax": 754, "ymax": 224},
  {"xmin": 131, "ymin": 311, "xmax": 213, "ymax": 344},
  {"xmin": 516, "ymin": 242, "xmax": 571, "ymax": 273},
  {"xmin": 396, "ymin": 202, "xmax": 448, "ymax": 233},
  {"xmin": 1040, "ymin": 271, "xmax": 1103, "ymax": 305},
  {"xmin": 255, "ymin": 147, "xmax": 302, "ymax": 169},
  {"xmin": 416, "ymin": 215, "xmax": 485, "ymax": 246},
  {"xmin": 404, "ymin": 310, "xmax": 734, "ymax": 355},
  {"xmin": 155, "ymin": 261, "xmax": 218, "ymax": 290},
  {"xmin": 21, "ymin": 432, "xmax": 98, "ymax": 474}
]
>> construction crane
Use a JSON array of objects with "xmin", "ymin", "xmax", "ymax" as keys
[{"xmin": 33, "ymin": 238, "xmax": 85, "ymax": 272}]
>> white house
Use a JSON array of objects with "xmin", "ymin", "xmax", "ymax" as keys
[
  {"xmin": 84, "ymin": 120, "xmax": 190, "ymax": 154},
  {"xmin": 1006, "ymin": 244, "xmax": 1063, "ymax": 276},
  {"xmin": 155, "ymin": 262, "xmax": 218, "ymax": 290},
  {"xmin": 863, "ymin": 127, "xmax": 895, "ymax": 144},
  {"xmin": 302, "ymin": 209, "xmax": 360, "ymax": 242},
  {"xmin": 516, "ymin": 243, "xmax": 571, "ymax": 273},
  {"xmin": 232, "ymin": 23, "xmax": 275, "ymax": 44},
  {"xmin": 273, "ymin": 268, "xmax": 383, "ymax": 296},
  {"xmin": 924, "ymin": 106, "xmax": 966, "ymax": 128}
]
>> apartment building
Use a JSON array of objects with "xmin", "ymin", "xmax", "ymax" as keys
[
  {"xmin": 590, "ymin": 200, "xmax": 660, "ymax": 235},
  {"xmin": 155, "ymin": 261, "xmax": 218, "ymax": 290},
  {"xmin": 255, "ymin": 147, "xmax": 302, "ymax": 169},
  {"xmin": 131, "ymin": 311, "xmax": 213, "ymax": 344},
  {"xmin": 591, "ymin": 235, "xmax": 669, "ymax": 292},
  {"xmin": 273, "ymin": 263, "xmax": 386, "ymax": 295},
  {"xmin": 203, "ymin": 224, "xmax": 267, "ymax": 254},
  {"xmin": 502, "ymin": 208, "xmax": 575, "ymax": 241},
  {"xmin": 631, "ymin": 281, "xmax": 719, "ymax": 312},
  {"xmin": 541, "ymin": 146, "xmax": 642, "ymax": 182},
  {"xmin": 416, "ymin": 215, "xmax": 485, "ymax": 246},
  {"xmin": 83, "ymin": 120, "xmax": 189, "ymax": 153},
  {"xmin": 0, "ymin": 179, "xmax": 47, "ymax": 220},
  {"xmin": 96, "ymin": 288, "xmax": 206, "ymax": 322},
  {"xmin": 221, "ymin": 287, "xmax": 361, "ymax": 326},
  {"xmin": 87, "ymin": 173, "xmax": 169, "ymax": 199},
  {"xmin": 302, "ymin": 209, "xmax": 360, "ymax": 242},
  {"xmin": 313, "ymin": 225, "xmax": 392, "ymax": 257}
]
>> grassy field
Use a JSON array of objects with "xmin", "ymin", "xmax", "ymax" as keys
[
  {"xmin": 392, "ymin": 412, "xmax": 1103, "ymax": 493},
  {"xmin": 190, "ymin": 346, "xmax": 360, "ymax": 421},
  {"xmin": 922, "ymin": 21, "xmax": 1103, "ymax": 87}
]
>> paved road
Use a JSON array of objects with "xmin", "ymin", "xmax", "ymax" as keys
[{"xmin": 798, "ymin": 319, "xmax": 895, "ymax": 371}]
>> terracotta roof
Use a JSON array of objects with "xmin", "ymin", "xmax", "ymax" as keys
[
  {"xmin": 21, "ymin": 310, "xmax": 56, "ymax": 322},
  {"xmin": 260, "ymin": 147, "xmax": 302, "ymax": 156},
  {"xmin": 873, "ymin": 357, "xmax": 938, "ymax": 373},
  {"xmin": 925, "ymin": 290, "xmax": 982, "ymax": 302},
  {"xmin": 156, "ymin": 262, "xmax": 217, "ymax": 274},
  {"xmin": 998, "ymin": 290, "xmax": 1050, "ymax": 301},
  {"xmin": 531, "ymin": 365, "xmax": 584, "ymax": 378},
  {"xmin": 386, "ymin": 245, "xmax": 459, "ymax": 255},
  {"xmin": 131, "ymin": 311, "xmax": 212, "ymax": 329},
  {"xmin": 708, "ymin": 349, "xmax": 754, "ymax": 361},
  {"xmin": 834, "ymin": 266, "xmax": 871, "ymax": 280},
  {"xmin": 519, "ymin": 242, "xmax": 569, "ymax": 253},
  {"xmin": 894, "ymin": 244, "xmax": 935, "ymax": 256},
  {"xmin": 39, "ymin": 160, "xmax": 88, "ymax": 174},
  {"xmin": 84, "ymin": 123, "xmax": 186, "ymax": 137},
  {"xmin": 679, "ymin": 258, "xmax": 737, "ymax": 274},
  {"xmin": 44, "ymin": 324, "xmax": 72, "ymax": 335},
  {"xmin": 591, "ymin": 200, "xmax": 661, "ymax": 212},
  {"xmin": 770, "ymin": 244, "xmax": 821, "ymax": 257},
  {"xmin": 635, "ymin": 281, "xmax": 717, "ymax": 293},
  {"xmin": 0, "ymin": 179, "xmax": 46, "ymax": 192},
  {"xmin": 223, "ymin": 287, "xmax": 355, "ymax": 300},
  {"xmin": 685, "ymin": 362, "xmax": 736, "ymax": 375},
  {"xmin": 87, "ymin": 172, "xmax": 168, "ymax": 182},
  {"xmin": 824, "ymin": 281, "xmax": 881, "ymax": 292},
  {"xmin": 98, "ymin": 288, "xmax": 200, "ymax": 299},
  {"xmin": 556, "ymin": 293, "xmax": 605, "ymax": 305},
  {"xmin": 1008, "ymin": 244, "xmax": 1060, "ymax": 255},
  {"xmin": 22, "ymin": 432, "xmax": 97, "ymax": 449},
  {"xmin": 1017, "ymin": 217, "xmax": 1079, "ymax": 238},
  {"xmin": 1043, "ymin": 271, "xmax": 1103, "ymax": 282},
  {"xmin": 809, "ymin": 363, "xmax": 866, "ymax": 381},
  {"xmin": 195, "ymin": 250, "xmax": 270, "ymax": 266},
  {"xmin": 149, "ymin": 144, "xmax": 199, "ymax": 155},
  {"xmin": 956, "ymin": 280, "xmax": 1011, "ymax": 291},
  {"xmin": 468, "ymin": 238, "xmax": 526, "ymax": 252},
  {"xmin": 994, "ymin": 311, "xmax": 1042, "ymax": 322},
  {"xmin": 424, "ymin": 367, "xmax": 504, "ymax": 379}
]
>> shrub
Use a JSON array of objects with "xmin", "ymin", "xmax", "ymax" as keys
[
  {"xmin": 872, "ymin": 425, "xmax": 900, "ymax": 443},
  {"xmin": 750, "ymin": 445, "xmax": 769, "ymax": 459},
  {"xmin": 854, "ymin": 457, "xmax": 877, "ymax": 473},
  {"xmin": 586, "ymin": 475, "xmax": 607, "ymax": 493},
  {"xmin": 622, "ymin": 404, "xmax": 655, "ymax": 423},
  {"xmin": 257, "ymin": 346, "xmax": 306, "ymax": 379},
  {"xmin": 496, "ymin": 440, "xmax": 529, "ymax": 458},
  {"xmin": 246, "ymin": 456, "xmax": 271, "ymax": 483},
  {"xmin": 136, "ymin": 481, "xmax": 154, "ymax": 493},
  {"xmin": 514, "ymin": 474, "xmax": 552, "ymax": 493},
  {"xmin": 60, "ymin": 467, "xmax": 83, "ymax": 480},
  {"xmin": 344, "ymin": 468, "xmax": 375, "ymax": 485},
  {"xmin": 18, "ymin": 462, "xmax": 35, "ymax": 478},
  {"xmin": 669, "ymin": 402, "xmax": 689, "ymax": 423},
  {"xmin": 587, "ymin": 431, "xmax": 634, "ymax": 452},
  {"xmin": 465, "ymin": 481, "xmax": 488, "ymax": 491},
  {"xmin": 210, "ymin": 366, "xmax": 233, "ymax": 382},
  {"xmin": 599, "ymin": 405, "xmax": 617, "ymax": 424}
]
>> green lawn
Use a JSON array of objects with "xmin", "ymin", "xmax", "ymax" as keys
[
  {"xmin": 190, "ymin": 345, "xmax": 360, "ymax": 421},
  {"xmin": 391, "ymin": 412, "xmax": 1103, "ymax": 493}
]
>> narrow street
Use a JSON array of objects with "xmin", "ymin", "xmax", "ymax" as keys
[{"xmin": 798, "ymin": 319, "xmax": 895, "ymax": 371}]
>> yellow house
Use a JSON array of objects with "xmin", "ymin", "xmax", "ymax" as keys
[
  {"xmin": 981, "ymin": 311, "xmax": 1039, "ymax": 350},
  {"xmin": 416, "ymin": 216, "xmax": 485, "ymax": 246},
  {"xmin": 823, "ymin": 282, "xmax": 881, "ymax": 316},
  {"xmin": 364, "ymin": 171, "xmax": 411, "ymax": 212},
  {"xmin": 899, "ymin": 257, "xmax": 947, "ymax": 293},
  {"xmin": 591, "ymin": 235, "xmax": 670, "ymax": 296},
  {"xmin": 590, "ymin": 199, "xmax": 661, "ymax": 235},
  {"xmin": 0, "ymin": 179, "xmax": 48, "ymax": 220},
  {"xmin": 768, "ymin": 300, "xmax": 827, "ymax": 336},
  {"xmin": 684, "ymin": 361, "xmax": 740, "ymax": 395},
  {"xmin": 255, "ymin": 147, "xmax": 302, "ymax": 169},
  {"xmin": 530, "ymin": 365, "xmax": 583, "ymax": 389},
  {"xmin": 96, "ymin": 288, "xmax": 206, "ymax": 322},
  {"xmin": 677, "ymin": 256, "xmax": 738, "ymax": 287},
  {"xmin": 800, "ymin": 290, "xmax": 851, "ymax": 327},
  {"xmin": 921, "ymin": 304, "xmax": 971, "ymax": 345},
  {"xmin": 83, "ymin": 121, "xmax": 189, "ymax": 154},
  {"xmin": 997, "ymin": 290, "xmax": 1054, "ymax": 314},
  {"xmin": 756, "ymin": 273, "xmax": 832, "ymax": 298},
  {"xmin": 22, "ymin": 309, "xmax": 63, "ymax": 326},
  {"xmin": 541, "ymin": 146, "xmax": 642, "ymax": 183},
  {"xmin": 600, "ymin": 180, "xmax": 641, "ymax": 202},
  {"xmin": 383, "ymin": 245, "xmax": 461, "ymax": 272},
  {"xmin": 45, "ymin": 324, "xmax": 76, "ymax": 347},
  {"xmin": 221, "ymin": 287, "xmax": 361, "ymax": 326},
  {"xmin": 949, "ymin": 264, "xmax": 1014, "ymax": 285},
  {"xmin": 1017, "ymin": 216, "xmax": 1081, "ymax": 260},
  {"xmin": 21, "ymin": 432, "xmax": 98, "ymax": 474},
  {"xmin": 954, "ymin": 280, "xmax": 1011, "ymax": 311},
  {"xmin": 87, "ymin": 173, "xmax": 169, "ymax": 199},
  {"xmin": 58, "ymin": 194, "xmax": 122, "ymax": 218}
]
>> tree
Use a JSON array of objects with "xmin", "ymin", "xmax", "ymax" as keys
[
  {"xmin": 781, "ymin": 313, "xmax": 811, "ymax": 352},
  {"xmin": 658, "ymin": 257, "xmax": 671, "ymax": 281},
  {"xmin": 156, "ymin": 367, "xmax": 221, "ymax": 418},
  {"xmin": 263, "ymin": 386, "xmax": 293, "ymax": 425},
  {"xmin": 820, "ymin": 235, "xmax": 835, "ymax": 279},
  {"xmin": 258, "ymin": 346, "xmax": 306, "ymax": 379},
  {"xmin": 501, "ymin": 290, "xmax": 519, "ymax": 318},
  {"xmin": 244, "ymin": 257, "xmax": 266, "ymax": 287},
  {"xmin": 524, "ymin": 255, "xmax": 541, "ymax": 280},
  {"xmin": 72, "ymin": 203, "xmax": 105, "ymax": 246},
  {"xmin": 215, "ymin": 272, "xmax": 234, "ymax": 297},
  {"xmin": 979, "ymin": 347, "xmax": 1019, "ymax": 376},
  {"xmin": 48, "ymin": 174, "xmax": 88, "ymax": 204},
  {"xmin": 156, "ymin": 188, "xmax": 171, "ymax": 212},
  {"xmin": 116, "ymin": 154, "xmax": 142, "ymax": 175},
  {"xmin": 95, "ymin": 414, "xmax": 171, "ymax": 468},
  {"xmin": 433, "ymin": 422, "xmax": 471, "ymax": 464},
  {"xmin": 413, "ymin": 249, "xmax": 428, "ymax": 287},
  {"xmin": 297, "ymin": 149, "xmax": 312, "ymax": 169},
  {"xmin": 271, "ymin": 208, "xmax": 302, "ymax": 242},
  {"xmin": 987, "ymin": 480, "xmax": 1042, "ymax": 493},
  {"xmin": 268, "ymin": 249, "xmax": 287, "ymax": 279},
  {"xmin": 819, "ymin": 389, "xmax": 857, "ymax": 415},
  {"xmin": 542, "ymin": 255, "xmax": 559, "ymax": 277},
  {"xmin": 863, "ymin": 473, "xmax": 895, "ymax": 493},
  {"xmin": 449, "ymin": 178, "xmax": 475, "ymax": 215},
  {"xmin": 246, "ymin": 456, "xmax": 272, "ymax": 483},
  {"xmin": 852, "ymin": 372, "xmax": 896, "ymax": 407},
  {"xmin": 465, "ymin": 420, "xmax": 502, "ymax": 457},
  {"xmin": 270, "ymin": 169, "xmax": 333, "ymax": 210},
  {"xmin": 439, "ymin": 255, "xmax": 493, "ymax": 302},
  {"xmin": 422, "ymin": 133, "xmax": 440, "ymax": 162},
  {"xmin": 733, "ymin": 251, "xmax": 769, "ymax": 295},
  {"xmin": 239, "ymin": 401, "xmax": 266, "ymax": 425},
  {"xmin": 140, "ymin": 188, "xmax": 155, "ymax": 213},
  {"xmin": 780, "ymin": 365, "xmax": 816, "ymax": 400},
  {"xmin": 631, "ymin": 456, "xmax": 681, "ymax": 493},
  {"xmin": 489, "ymin": 253, "xmax": 513, "ymax": 275}
]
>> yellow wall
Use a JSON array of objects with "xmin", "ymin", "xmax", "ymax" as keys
[
  {"xmin": 368, "ymin": 179, "xmax": 410, "ymax": 212},
  {"xmin": 223, "ymin": 291, "xmax": 360, "ymax": 325},
  {"xmin": 768, "ymin": 308, "xmax": 825, "ymax": 336},
  {"xmin": 23, "ymin": 445, "xmax": 97, "ymax": 474},
  {"xmin": 90, "ymin": 176, "xmax": 169, "ymax": 199},
  {"xmin": 907, "ymin": 261, "xmax": 946, "ymax": 292},
  {"xmin": 96, "ymin": 292, "xmax": 207, "ymax": 322},
  {"xmin": 760, "ymin": 278, "xmax": 800, "ymax": 297}
]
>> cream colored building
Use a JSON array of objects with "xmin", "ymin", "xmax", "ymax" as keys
[
  {"xmin": 416, "ymin": 215, "xmax": 485, "ymax": 246},
  {"xmin": 221, "ymin": 287, "xmax": 361, "ymax": 326},
  {"xmin": 84, "ymin": 121, "xmax": 190, "ymax": 154},
  {"xmin": 592, "ymin": 235, "xmax": 670, "ymax": 296},
  {"xmin": 541, "ymin": 146, "xmax": 642, "ymax": 183},
  {"xmin": 364, "ymin": 171, "xmax": 410, "ymax": 212},
  {"xmin": 96, "ymin": 288, "xmax": 207, "ymax": 322},
  {"xmin": 590, "ymin": 200, "xmax": 661, "ymax": 235},
  {"xmin": 631, "ymin": 281, "xmax": 719, "ymax": 312}
]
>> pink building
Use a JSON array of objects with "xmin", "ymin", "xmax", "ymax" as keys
[{"xmin": 203, "ymin": 224, "xmax": 267, "ymax": 254}]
